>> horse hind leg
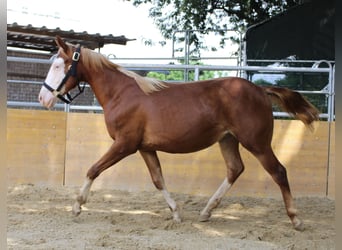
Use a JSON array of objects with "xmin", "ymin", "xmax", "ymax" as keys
[
  {"xmin": 199, "ymin": 133, "xmax": 244, "ymax": 222},
  {"xmin": 251, "ymin": 147, "xmax": 304, "ymax": 231},
  {"xmin": 139, "ymin": 150, "xmax": 181, "ymax": 222}
]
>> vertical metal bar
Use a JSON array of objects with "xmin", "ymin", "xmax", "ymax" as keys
[
  {"xmin": 64, "ymin": 103, "xmax": 70, "ymax": 112},
  {"xmin": 172, "ymin": 32, "xmax": 176, "ymax": 58},
  {"xmin": 194, "ymin": 66, "xmax": 200, "ymax": 81},
  {"xmin": 325, "ymin": 64, "xmax": 335, "ymax": 196},
  {"xmin": 330, "ymin": 65, "xmax": 335, "ymax": 121},
  {"xmin": 62, "ymin": 112, "xmax": 68, "ymax": 186},
  {"xmin": 241, "ymin": 40, "xmax": 248, "ymax": 79},
  {"xmin": 184, "ymin": 30, "xmax": 190, "ymax": 81},
  {"xmin": 327, "ymin": 63, "xmax": 333, "ymax": 122}
]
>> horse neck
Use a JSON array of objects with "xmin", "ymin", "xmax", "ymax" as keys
[{"xmin": 81, "ymin": 66, "xmax": 140, "ymax": 109}]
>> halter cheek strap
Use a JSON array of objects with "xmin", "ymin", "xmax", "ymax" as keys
[
  {"xmin": 43, "ymin": 81, "xmax": 69, "ymax": 102},
  {"xmin": 43, "ymin": 46, "xmax": 85, "ymax": 104}
]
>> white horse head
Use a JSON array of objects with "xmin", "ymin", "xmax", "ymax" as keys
[{"xmin": 38, "ymin": 56, "xmax": 66, "ymax": 109}]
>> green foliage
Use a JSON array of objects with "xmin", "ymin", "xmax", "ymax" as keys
[
  {"xmin": 146, "ymin": 61, "xmax": 221, "ymax": 81},
  {"xmin": 254, "ymin": 79, "xmax": 274, "ymax": 86},
  {"xmin": 147, "ymin": 69, "xmax": 184, "ymax": 81}
]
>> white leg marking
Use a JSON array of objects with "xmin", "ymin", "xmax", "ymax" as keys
[
  {"xmin": 162, "ymin": 189, "xmax": 181, "ymax": 222},
  {"xmin": 72, "ymin": 177, "xmax": 93, "ymax": 216},
  {"xmin": 199, "ymin": 178, "xmax": 232, "ymax": 222},
  {"xmin": 79, "ymin": 177, "xmax": 93, "ymax": 201}
]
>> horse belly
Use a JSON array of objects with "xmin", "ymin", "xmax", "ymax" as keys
[{"xmin": 141, "ymin": 122, "xmax": 228, "ymax": 153}]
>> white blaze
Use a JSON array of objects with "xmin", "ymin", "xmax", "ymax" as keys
[{"xmin": 38, "ymin": 57, "xmax": 66, "ymax": 109}]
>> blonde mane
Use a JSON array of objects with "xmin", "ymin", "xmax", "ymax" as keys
[{"xmin": 80, "ymin": 47, "xmax": 167, "ymax": 94}]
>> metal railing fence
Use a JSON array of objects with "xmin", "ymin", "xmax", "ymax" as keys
[{"xmin": 7, "ymin": 56, "xmax": 335, "ymax": 122}]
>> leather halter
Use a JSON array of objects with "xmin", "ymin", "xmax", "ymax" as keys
[{"xmin": 43, "ymin": 47, "xmax": 85, "ymax": 104}]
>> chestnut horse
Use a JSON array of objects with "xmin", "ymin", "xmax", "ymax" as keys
[{"xmin": 39, "ymin": 36, "xmax": 319, "ymax": 231}]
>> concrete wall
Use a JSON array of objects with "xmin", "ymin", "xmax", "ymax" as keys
[{"xmin": 7, "ymin": 109, "xmax": 335, "ymax": 198}]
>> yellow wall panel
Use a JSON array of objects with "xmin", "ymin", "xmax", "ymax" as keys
[
  {"xmin": 8, "ymin": 109, "xmax": 334, "ymax": 198},
  {"xmin": 63, "ymin": 113, "xmax": 333, "ymax": 198},
  {"xmin": 327, "ymin": 122, "xmax": 335, "ymax": 198},
  {"xmin": 7, "ymin": 109, "xmax": 66, "ymax": 186}
]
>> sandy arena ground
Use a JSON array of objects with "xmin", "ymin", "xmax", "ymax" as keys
[{"xmin": 7, "ymin": 184, "xmax": 335, "ymax": 249}]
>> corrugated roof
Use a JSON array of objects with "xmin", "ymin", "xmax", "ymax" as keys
[{"xmin": 7, "ymin": 23, "xmax": 136, "ymax": 52}]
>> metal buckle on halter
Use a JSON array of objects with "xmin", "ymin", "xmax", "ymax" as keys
[{"xmin": 72, "ymin": 51, "xmax": 80, "ymax": 61}]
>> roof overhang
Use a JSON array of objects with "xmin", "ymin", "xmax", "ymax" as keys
[{"xmin": 7, "ymin": 23, "xmax": 136, "ymax": 52}]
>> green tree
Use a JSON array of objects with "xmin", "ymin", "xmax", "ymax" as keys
[{"xmin": 129, "ymin": 0, "xmax": 300, "ymax": 53}]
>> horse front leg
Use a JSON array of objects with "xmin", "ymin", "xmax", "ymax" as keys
[
  {"xmin": 73, "ymin": 141, "xmax": 136, "ymax": 216},
  {"xmin": 139, "ymin": 150, "xmax": 181, "ymax": 222},
  {"xmin": 73, "ymin": 177, "xmax": 93, "ymax": 216}
]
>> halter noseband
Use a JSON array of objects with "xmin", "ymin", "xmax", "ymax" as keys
[{"xmin": 43, "ymin": 47, "xmax": 85, "ymax": 104}]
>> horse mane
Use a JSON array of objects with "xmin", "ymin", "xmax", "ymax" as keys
[{"xmin": 80, "ymin": 47, "xmax": 167, "ymax": 94}]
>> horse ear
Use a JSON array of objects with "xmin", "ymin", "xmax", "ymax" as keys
[{"xmin": 55, "ymin": 36, "xmax": 69, "ymax": 53}]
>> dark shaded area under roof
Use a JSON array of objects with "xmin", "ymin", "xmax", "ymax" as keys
[
  {"xmin": 245, "ymin": 0, "xmax": 335, "ymax": 61},
  {"xmin": 7, "ymin": 23, "xmax": 136, "ymax": 52}
]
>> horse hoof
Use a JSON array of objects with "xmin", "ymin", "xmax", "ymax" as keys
[
  {"xmin": 72, "ymin": 203, "xmax": 82, "ymax": 216},
  {"xmin": 294, "ymin": 221, "xmax": 305, "ymax": 231},
  {"xmin": 173, "ymin": 216, "xmax": 182, "ymax": 223},
  {"xmin": 172, "ymin": 211, "xmax": 182, "ymax": 223},
  {"xmin": 198, "ymin": 213, "xmax": 211, "ymax": 222}
]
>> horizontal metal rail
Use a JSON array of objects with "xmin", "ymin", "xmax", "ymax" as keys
[
  {"xmin": 109, "ymin": 56, "xmax": 239, "ymax": 61},
  {"xmin": 6, "ymin": 56, "xmax": 332, "ymax": 72},
  {"xmin": 119, "ymin": 63, "xmax": 331, "ymax": 73},
  {"xmin": 7, "ymin": 56, "xmax": 52, "ymax": 64},
  {"xmin": 7, "ymin": 56, "xmax": 334, "ymax": 121}
]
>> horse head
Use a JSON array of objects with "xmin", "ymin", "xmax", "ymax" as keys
[{"xmin": 39, "ymin": 36, "xmax": 84, "ymax": 109}]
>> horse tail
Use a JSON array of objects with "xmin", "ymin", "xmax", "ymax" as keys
[{"xmin": 262, "ymin": 86, "xmax": 319, "ymax": 130}]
